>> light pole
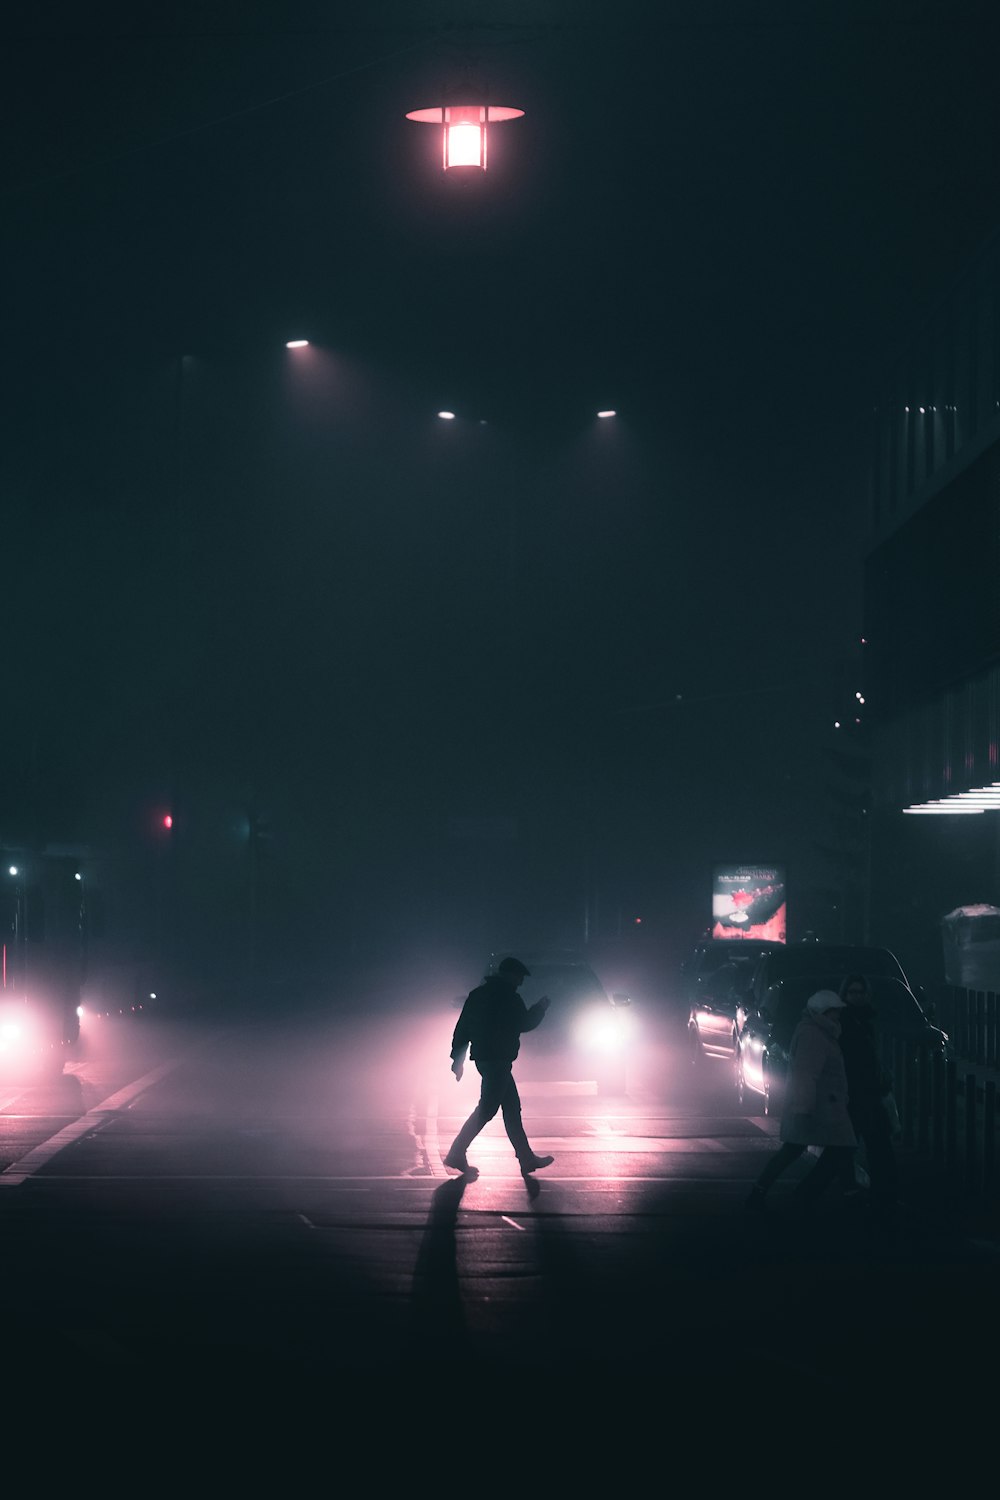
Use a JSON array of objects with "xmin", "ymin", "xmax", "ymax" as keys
[{"xmin": 3, "ymin": 863, "xmax": 23, "ymax": 992}]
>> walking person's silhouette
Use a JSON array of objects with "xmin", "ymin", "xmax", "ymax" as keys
[{"xmin": 445, "ymin": 956, "xmax": 554, "ymax": 1177}]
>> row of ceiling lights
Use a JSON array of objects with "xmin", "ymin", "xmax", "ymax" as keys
[{"xmin": 903, "ymin": 784, "xmax": 1000, "ymax": 815}]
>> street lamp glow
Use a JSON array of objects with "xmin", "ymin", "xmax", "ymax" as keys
[
  {"xmin": 7, "ymin": 866, "xmax": 17, "ymax": 876},
  {"xmin": 286, "ymin": 340, "xmax": 310, "ymax": 349},
  {"xmin": 447, "ymin": 121, "xmax": 482, "ymax": 167},
  {"xmin": 597, "ymin": 410, "xmax": 617, "ymax": 419},
  {"xmin": 437, "ymin": 411, "xmax": 456, "ymax": 420},
  {"xmin": 406, "ymin": 102, "xmax": 524, "ymax": 171}
]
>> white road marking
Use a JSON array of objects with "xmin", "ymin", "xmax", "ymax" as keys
[
  {"xmin": 11, "ymin": 1173, "xmax": 770, "ymax": 1184},
  {"xmin": 500, "ymin": 1216, "xmax": 525, "ymax": 1230},
  {"xmin": 404, "ymin": 1092, "xmax": 448, "ymax": 1178},
  {"xmin": 425, "ymin": 1092, "xmax": 447, "ymax": 1177},
  {"xmin": 0, "ymin": 1054, "xmax": 777, "ymax": 1189},
  {"xmin": 0, "ymin": 1058, "xmax": 183, "ymax": 1186}
]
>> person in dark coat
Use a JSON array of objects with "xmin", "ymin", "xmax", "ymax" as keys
[
  {"xmin": 444, "ymin": 956, "xmax": 554, "ymax": 1177},
  {"xmin": 837, "ymin": 973, "xmax": 899, "ymax": 1224},
  {"xmin": 745, "ymin": 989, "xmax": 857, "ymax": 1212}
]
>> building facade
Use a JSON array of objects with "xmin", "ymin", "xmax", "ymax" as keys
[{"xmin": 866, "ymin": 226, "xmax": 1000, "ymax": 982}]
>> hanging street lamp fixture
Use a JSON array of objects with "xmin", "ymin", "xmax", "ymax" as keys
[{"xmin": 405, "ymin": 100, "xmax": 524, "ymax": 170}]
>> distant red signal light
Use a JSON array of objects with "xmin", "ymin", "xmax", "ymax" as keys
[{"xmin": 163, "ymin": 814, "xmax": 173, "ymax": 830}]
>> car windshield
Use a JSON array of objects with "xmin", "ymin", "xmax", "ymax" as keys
[
  {"xmin": 699, "ymin": 958, "xmax": 755, "ymax": 996},
  {"xmin": 764, "ymin": 945, "xmax": 906, "ymax": 986},
  {"xmin": 763, "ymin": 974, "xmax": 927, "ymax": 1035},
  {"xmin": 762, "ymin": 981, "xmax": 819, "ymax": 1038},
  {"xmin": 862, "ymin": 977, "xmax": 928, "ymax": 1029},
  {"xmin": 696, "ymin": 949, "xmax": 736, "ymax": 977},
  {"xmin": 695, "ymin": 942, "xmax": 777, "ymax": 977}
]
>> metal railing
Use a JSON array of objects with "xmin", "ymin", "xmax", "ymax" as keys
[
  {"xmin": 931, "ymin": 986, "xmax": 1000, "ymax": 1070},
  {"xmin": 880, "ymin": 991, "xmax": 999, "ymax": 1199}
]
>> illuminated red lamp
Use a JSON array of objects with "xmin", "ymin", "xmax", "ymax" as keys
[{"xmin": 405, "ymin": 102, "xmax": 524, "ymax": 170}]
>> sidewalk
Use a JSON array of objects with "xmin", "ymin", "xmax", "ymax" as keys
[
  {"xmin": 768, "ymin": 1112, "xmax": 1000, "ymax": 1249},
  {"xmin": 893, "ymin": 1144, "xmax": 1000, "ymax": 1247}
]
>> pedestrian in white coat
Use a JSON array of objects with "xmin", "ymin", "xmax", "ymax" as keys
[{"xmin": 744, "ymin": 989, "xmax": 857, "ymax": 1213}]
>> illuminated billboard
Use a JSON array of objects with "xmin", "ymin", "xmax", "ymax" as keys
[{"xmin": 712, "ymin": 864, "xmax": 787, "ymax": 943}]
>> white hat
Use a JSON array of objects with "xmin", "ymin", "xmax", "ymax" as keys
[{"xmin": 806, "ymin": 989, "xmax": 846, "ymax": 1014}]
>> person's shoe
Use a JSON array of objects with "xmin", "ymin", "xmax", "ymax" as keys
[
  {"xmin": 743, "ymin": 1185, "xmax": 767, "ymax": 1213},
  {"xmin": 519, "ymin": 1153, "xmax": 554, "ymax": 1173},
  {"xmin": 444, "ymin": 1149, "xmax": 475, "ymax": 1175}
]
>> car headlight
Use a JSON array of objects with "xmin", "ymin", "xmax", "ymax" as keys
[
  {"xmin": 574, "ymin": 1006, "xmax": 635, "ymax": 1052},
  {"xmin": 0, "ymin": 1006, "xmax": 40, "ymax": 1053}
]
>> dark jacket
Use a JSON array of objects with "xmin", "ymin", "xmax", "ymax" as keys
[
  {"xmin": 839, "ymin": 1000, "xmax": 892, "ymax": 1111},
  {"xmin": 451, "ymin": 976, "xmax": 547, "ymax": 1064}
]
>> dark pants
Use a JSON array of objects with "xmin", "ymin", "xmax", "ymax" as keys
[
  {"xmin": 755, "ymin": 1141, "xmax": 855, "ymax": 1202},
  {"xmin": 448, "ymin": 1061, "xmax": 533, "ymax": 1162},
  {"xmin": 845, "ymin": 1101, "xmax": 898, "ymax": 1211},
  {"xmin": 792, "ymin": 1144, "xmax": 855, "ymax": 1203}
]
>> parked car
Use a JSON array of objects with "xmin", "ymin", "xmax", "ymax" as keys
[
  {"xmin": 687, "ymin": 954, "xmax": 761, "ymax": 1065},
  {"xmin": 480, "ymin": 950, "xmax": 636, "ymax": 1095},
  {"xmin": 735, "ymin": 972, "xmax": 951, "ymax": 1115},
  {"xmin": 679, "ymin": 939, "xmax": 783, "ymax": 1011}
]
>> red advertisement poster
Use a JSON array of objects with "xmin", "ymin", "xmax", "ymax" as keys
[{"xmin": 712, "ymin": 865, "xmax": 787, "ymax": 942}]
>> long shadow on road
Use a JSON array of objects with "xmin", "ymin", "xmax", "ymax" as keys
[{"xmin": 407, "ymin": 1174, "xmax": 470, "ymax": 1361}]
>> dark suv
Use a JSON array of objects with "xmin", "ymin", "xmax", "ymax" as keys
[
  {"xmin": 734, "ymin": 942, "xmax": 912, "ymax": 1019},
  {"xmin": 735, "ymin": 970, "xmax": 950, "ymax": 1115}
]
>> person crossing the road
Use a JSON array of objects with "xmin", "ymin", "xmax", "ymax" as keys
[
  {"xmin": 444, "ymin": 956, "xmax": 554, "ymax": 1178},
  {"xmin": 837, "ymin": 972, "xmax": 901, "ymax": 1227},
  {"xmin": 744, "ymin": 989, "xmax": 857, "ymax": 1214}
]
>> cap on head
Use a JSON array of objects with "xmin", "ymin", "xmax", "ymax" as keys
[
  {"xmin": 498, "ymin": 956, "xmax": 531, "ymax": 978},
  {"xmin": 806, "ymin": 989, "xmax": 846, "ymax": 1015}
]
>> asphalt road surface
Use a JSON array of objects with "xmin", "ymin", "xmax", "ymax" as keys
[{"xmin": 1, "ymin": 986, "xmax": 996, "ymax": 1460}]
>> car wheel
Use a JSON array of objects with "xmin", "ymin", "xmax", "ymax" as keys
[
  {"xmin": 762, "ymin": 1068, "xmax": 773, "ymax": 1117},
  {"xmin": 688, "ymin": 1027, "xmax": 702, "ymax": 1068},
  {"xmin": 735, "ymin": 1046, "xmax": 746, "ymax": 1106}
]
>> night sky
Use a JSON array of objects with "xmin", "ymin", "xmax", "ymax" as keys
[{"xmin": 4, "ymin": 1, "xmax": 1000, "ymax": 978}]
